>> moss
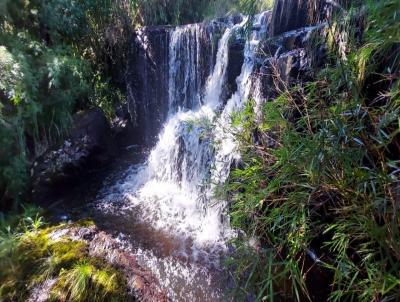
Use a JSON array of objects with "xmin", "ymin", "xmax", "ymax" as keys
[
  {"xmin": 0, "ymin": 217, "xmax": 129, "ymax": 302},
  {"xmin": 0, "ymin": 230, "xmax": 50, "ymax": 300},
  {"xmin": 75, "ymin": 219, "xmax": 96, "ymax": 228},
  {"xmin": 49, "ymin": 261, "xmax": 128, "ymax": 302},
  {"xmin": 47, "ymin": 239, "xmax": 88, "ymax": 276}
]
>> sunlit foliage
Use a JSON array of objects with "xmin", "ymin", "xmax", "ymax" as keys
[{"xmin": 224, "ymin": 0, "xmax": 400, "ymax": 300}]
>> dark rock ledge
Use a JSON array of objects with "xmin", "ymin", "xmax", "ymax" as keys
[{"xmin": 31, "ymin": 108, "xmax": 116, "ymax": 205}]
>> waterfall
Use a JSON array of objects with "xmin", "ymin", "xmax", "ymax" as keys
[
  {"xmin": 202, "ymin": 19, "xmax": 247, "ymax": 109},
  {"xmin": 127, "ymin": 21, "xmax": 246, "ymax": 251},
  {"xmin": 168, "ymin": 22, "xmax": 224, "ymax": 113},
  {"xmin": 212, "ymin": 11, "xmax": 270, "ymax": 186},
  {"xmin": 97, "ymin": 13, "xmax": 270, "ymax": 301}
]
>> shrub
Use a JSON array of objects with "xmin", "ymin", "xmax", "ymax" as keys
[{"xmin": 224, "ymin": 0, "xmax": 400, "ymax": 300}]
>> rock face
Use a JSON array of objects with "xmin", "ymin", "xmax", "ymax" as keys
[
  {"xmin": 252, "ymin": 23, "xmax": 327, "ymax": 105},
  {"xmin": 270, "ymin": 0, "xmax": 328, "ymax": 36},
  {"xmin": 124, "ymin": 2, "xmax": 338, "ymax": 145},
  {"xmin": 223, "ymin": 34, "xmax": 245, "ymax": 103},
  {"xmin": 246, "ymin": 0, "xmax": 337, "ymax": 107},
  {"xmin": 126, "ymin": 26, "xmax": 171, "ymax": 146},
  {"xmin": 270, "ymin": 0, "xmax": 310, "ymax": 36},
  {"xmin": 31, "ymin": 108, "xmax": 114, "ymax": 204},
  {"xmin": 126, "ymin": 20, "xmax": 236, "ymax": 146}
]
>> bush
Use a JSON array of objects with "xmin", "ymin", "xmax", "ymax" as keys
[
  {"xmin": 224, "ymin": 1, "xmax": 400, "ymax": 300},
  {"xmin": 0, "ymin": 0, "xmax": 131, "ymax": 204}
]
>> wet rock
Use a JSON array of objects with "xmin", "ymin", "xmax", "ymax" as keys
[
  {"xmin": 270, "ymin": 0, "xmax": 328, "ymax": 36},
  {"xmin": 217, "ymin": 14, "xmax": 243, "ymax": 25},
  {"xmin": 252, "ymin": 18, "xmax": 327, "ymax": 103},
  {"xmin": 223, "ymin": 35, "xmax": 245, "ymax": 103},
  {"xmin": 50, "ymin": 224, "xmax": 169, "ymax": 302},
  {"xmin": 112, "ymin": 103, "xmax": 137, "ymax": 147},
  {"xmin": 27, "ymin": 223, "xmax": 169, "ymax": 302},
  {"xmin": 27, "ymin": 279, "xmax": 57, "ymax": 302},
  {"xmin": 31, "ymin": 108, "xmax": 114, "ymax": 204}
]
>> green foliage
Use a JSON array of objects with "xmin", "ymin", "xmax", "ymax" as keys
[
  {"xmin": 50, "ymin": 261, "xmax": 126, "ymax": 302},
  {"xmin": 132, "ymin": 0, "xmax": 273, "ymax": 26},
  {"xmin": 0, "ymin": 0, "xmax": 273, "ymax": 205},
  {"xmin": 225, "ymin": 0, "xmax": 400, "ymax": 301},
  {"xmin": 0, "ymin": 0, "xmax": 132, "ymax": 204},
  {"xmin": 0, "ymin": 212, "xmax": 128, "ymax": 301}
]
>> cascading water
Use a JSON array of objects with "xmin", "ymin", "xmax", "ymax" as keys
[
  {"xmin": 93, "ymin": 13, "xmax": 269, "ymax": 301},
  {"xmin": 212, "ymin": 12, "xmax": 270, "ymax": 185},
  {"xmin": 168, "ymin": 23, "xmax": 219, "ymax": 112}
]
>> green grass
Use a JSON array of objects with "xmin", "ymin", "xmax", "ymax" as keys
[
  {"xmin": 224, "ymin": 0, "xmax": 400, "ymax": 301},
  {"xmin": 50, "ymin": 261, "xmax": 126, "ymax": 302}
]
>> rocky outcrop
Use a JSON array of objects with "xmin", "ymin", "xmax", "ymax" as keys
[
  {"xmin": 252, "ymin": 23, "xmax": 326, "ymax": 104},
  {"xmin": 31, "ymin": 108, "xmax": 114, "ymax": 204},
  {"xmin": 112, "ymin": 103, "xmax": 137, "ymax": 148},
  {"xmin": 124, "ymin": 5, "xmax": 335, "ymax": 146},
  {"xmin": 54, "ymin": 225, "xmax": 169, "ymax": 302},
  {"xmin": 223, "ymin": 34, "xmax": 245, "ymax": 103},
  {"xmin": 122, "ymin": 0, "xmax": 348, "ymax": 145},
  {"xmin": 247, "ymin": 0, "xmax": 338, "ymax": 106},
  {"xmin": 28, "ymin": 223, "xmax": 169, "ymax": 302}
]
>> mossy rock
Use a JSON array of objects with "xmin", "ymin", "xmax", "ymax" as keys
[
  {"xmin": 0, "ymin": 219, "xmax": 131, "ymax": 302},
  {"xmin": 49, "ymin": 261, "xmax": 128, "ymax": 302}
]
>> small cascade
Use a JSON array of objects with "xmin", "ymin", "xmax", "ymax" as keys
[
  {"xmin": 169, "ymin": 25, "xmax": 202, "ymax": 111},
  {"xmin": 211, "ymin": 11, "xmax": 271, "ymax": 186},
  {"xmin": 168, "ymin": 23, "xmax": 221, "ymax": 112},
  {"xmin": 97, "ymin": 13, "xmax": 270, "ymax": 301},
  {"xmin": 202, "ymin": 18, "xmax": 247, "ymax": 109}
]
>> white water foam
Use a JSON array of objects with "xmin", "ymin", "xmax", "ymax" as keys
[{"xmin": 94, "ymin": 13, "xmax": 269, "ymax": 301}]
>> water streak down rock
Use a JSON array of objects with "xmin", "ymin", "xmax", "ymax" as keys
[{"xmin": 126, "ymin": 22, "xmax": 228, "ymax": 145}]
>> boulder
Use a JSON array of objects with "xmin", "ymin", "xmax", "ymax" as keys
[{"xmin": 31, "ymin": 108, "xmax": 114, "ymax": 204}]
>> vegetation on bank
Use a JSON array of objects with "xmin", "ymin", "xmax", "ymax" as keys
[
  {"xmin": 0, "ymin": 209, "xmax": 129, "ymax": 301},
  {"xmin": 0, "ymin": 0, "xmax": 132, "ymax": 206},
  {"xmin": 225, "ymin": 0, "xmax": 400, "ymax": 301},
  {"xmin": 133, "ymin": 0, "xmax": 274, "ymax": 25}
]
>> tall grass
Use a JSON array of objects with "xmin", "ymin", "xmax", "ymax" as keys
[{"xmin": 225, "ymin": 0, "xmax": 400, "ymax": 300}]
